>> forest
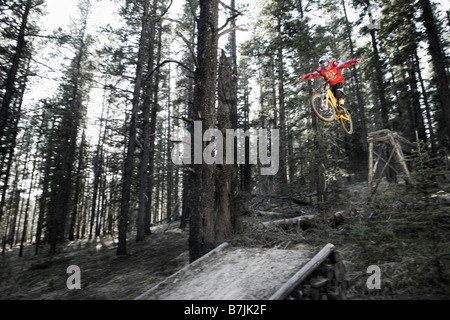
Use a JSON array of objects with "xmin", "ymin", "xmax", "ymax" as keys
[{"xmin": 0, "ymin": 0, "xmax": 449, "ymax": 300}]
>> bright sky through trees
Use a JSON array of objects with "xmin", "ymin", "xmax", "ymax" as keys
[{"xmin": 25, "ymin": 0, "xmax": 450, "ymax": 143}]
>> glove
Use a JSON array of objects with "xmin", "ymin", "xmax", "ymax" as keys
[{"xmin": 296, "ymin": 75, "xmax": 305, "ymax": 81}]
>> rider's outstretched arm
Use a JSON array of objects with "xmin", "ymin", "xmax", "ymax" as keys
[
  {"xmin": 337, "ymin": 58, "xmax": 362, "ymax": 69},
  {"xmin": 297, "ymin": 71, "xmax": 320, "ymax": 81}
]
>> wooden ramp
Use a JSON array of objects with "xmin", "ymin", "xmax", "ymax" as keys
[{"xmin": 135, "ymin": 243, "xmax": 346, "ymax": 300}]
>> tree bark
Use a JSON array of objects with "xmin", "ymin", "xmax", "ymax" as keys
[
  {"xmin": 0, "ymin": 0, "xmax": 32, "ymax": 141},
  {"xmin": 136, "ymin": 0, "xmax": 158, "ymax": 242},
  {"xmin": 414, "ymin": 51, "xmax": 437, "ymax": 153},
  {"xmin": 118, "ymin": 0, "xmax": 150, "ymax": 255},
  {"xmin": 342, "ymin": 0, "xmax": 368, "ymax": 154},
  {"xmin": 418, "ymin": 0, "xmax": 450, "ymax": 142},
  {"xmin": 216, "ymin": 51, "xmax": 235, "ymax": 243},
  {"xmin": 276, "ymin": 17, "xmax": 287, "ymax": 185},
  {"xmin": 363, "ymin": 0, "xmax": 389, "ymax": 128},
  {"xmin": 189, "ymin": 0, "xmax": 220, "ymax": 262}
]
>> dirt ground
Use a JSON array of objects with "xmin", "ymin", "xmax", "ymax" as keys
[
  {"xmin": 0, "ymin": 225, "xmax": 190, "ymax": 300},
  {"xmin": 1, "ymin": 181, "xmax": 449, "ymax": 300},
  {"xmin": 0, "ymin": 223, "xmax": 321, "ymax": 301}
]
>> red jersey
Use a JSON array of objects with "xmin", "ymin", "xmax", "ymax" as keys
[{"xmin": 300, "ymin": 59, "xmax": 360, "ymax": 85}]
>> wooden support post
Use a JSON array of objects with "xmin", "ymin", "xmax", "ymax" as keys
[
  {"xmin": 389, "ymin": 135, "xmax": 413, "ymax": 184},
  {"xmin": 370, "ymin": 144, "xmax": 397, "ymax": 199},
  {"xmin": 368, "ymin": 141, "xmax": 374, "ymax": 194}
]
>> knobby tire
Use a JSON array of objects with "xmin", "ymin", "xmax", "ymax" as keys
[
  {"xmin": 311, "ymin": 93, "xmax": 335, "ymax": 122},
  {"xmin": 338, "ymin": 107, "xmax": 353, "ymax": 135}
]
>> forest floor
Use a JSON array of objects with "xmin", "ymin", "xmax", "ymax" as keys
[
  {"xmin": 0, "ymin": 225, "xmax": 190, "ymax": 300},
  {"xmin": 0, "ymin": 180, "xmax": 449, "ymax": 300}
]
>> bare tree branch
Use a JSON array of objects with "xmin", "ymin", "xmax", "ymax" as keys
[
  {"xmin": 219, "ymin": 0, "xmax": 241, "ymax": 14},
  {"xmin": 187, "ymin": 0, "xmax": 198, "ymax": 21},
  {"xmin": 158, "ymin": 0, "xmax": 173, "ymax": 18},
  {"xmin": 219, "ymin": 26, "xmax": 248, "ymax": 38},
  {"xmin": 151, "ymin": 14, "xmax": 197, "ymax": 36},
  {"xmin": 176, "ymin": 31, "xmax": 200, "ymax": 70},
  {"xmin": 218, "ymin": 13, "xmax": 242, "ymax": 32},
  {"xmin": 143, "ymin": 59, "xmax": 194, "ymax": 84},
  {"xmin": 171, "ymin": 116, "xmax": 195, "ymax": 123}
]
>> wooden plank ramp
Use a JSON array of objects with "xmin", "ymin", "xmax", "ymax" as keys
[{"xmin": 135, "ymin": 243, "xmax": 345, "ymax": 300}]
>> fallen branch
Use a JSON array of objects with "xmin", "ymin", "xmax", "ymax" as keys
[
  {"xmin": 291, "ymin": 198, "xmax": 312, "ymax": 206},
  {"xmin": 252, "ymin": 210, "xmax": 283, "ymax": 216},
  {"xmin": 262, "ymin": 215, "xmax": 316, "ymax": 230}
]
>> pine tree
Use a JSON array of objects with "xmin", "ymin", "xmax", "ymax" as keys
[
  {"xmin": 188, "ymin": 0, "xmax": 220, "ymax": 262},
  {"xmin": 41, "ymin": 0, "xmax": 94, "ymax": 254},
  {"xmin": 418, "ymin": 0, "xmax": 450, "ymax": 144},
  {"xmin": 117, "ymin": 0, "xmax": 151, "ymax": 255}
]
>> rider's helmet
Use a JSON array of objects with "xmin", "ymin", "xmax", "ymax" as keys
[{"xmin": 319, "ymin": 56, "xmax": 330, "ymax": 70}]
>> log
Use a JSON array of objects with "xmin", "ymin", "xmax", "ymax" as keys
[
  {"xmin": 332, "ymin": 211, "xmax": 345, "ymax": 227},
  {"xmin": 310, "ymin": 277, "xmax": 328, "ymax": 288},
  {"xmin": 261, "ymin": 215, "xmax": 316, "ymax": 230},
  {"xmin": 269, "ymin": 243, "xmax": 335, "ymax": 300},
  {"xmin": 291, "ymin": 198, "xmax": 312, "ymax": 206},
  {"xmin": 252, "ymin": 210, "xmax": 283, "ymax": 216}
]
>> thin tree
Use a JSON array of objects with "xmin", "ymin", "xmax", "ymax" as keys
[{"xmin": 118, "ymin": 0, "xmax": 151, "ymax": 255}]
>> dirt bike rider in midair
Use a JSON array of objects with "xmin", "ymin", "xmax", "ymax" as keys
[{"xmin": 297, "ymin": 56, "xmax": 362, "ymax": 107}]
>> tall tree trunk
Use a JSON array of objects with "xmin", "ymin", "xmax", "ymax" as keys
[
  {"xmin": 48, "ymin": 11, "xmax": 89, "ymax": 254},
  {"xmin": 0, "ymin": 0, "xmax": 32, "ymax": 141},
  {"xmin": 414, "ymin": 51, "xmax": 437, "ymax": 153},
  {"xmin": 145, "ymin": 8, "xmax": 163, "ymax": 236},
  {"xmin": 69, "ymin": 132, "xmax": 86, "ymax": 241},
  {"xmin": 216, "ymin": 51, "xmax": 234, "ymax": 243},
  {"xmin": 118, "ymin": 0, "xmax": 150, "ymax": 255},
  {"xmin": 189, "ymin": 0, "xmax": 220, "ymax": 262},
  {"xmin": 166, "ymin": 64, "xmax": 173, "ymax": 223},
  {"xmin": 89, "ymin": 149, "xmax": 101, "ymax": 240},
  {"xmin": 20, "ymin": 145, "xmax": 39, "ymax": 257},
  {"xmin": 342, "ymin": 0, "xmax": 368, "ymax": 154},
  {"xmin": 418, "ymin": 0, "xmax": 450, "ymax": 142},
  {"xmin": 0, "ymin": 55, "xmax": 31, "ymax": 225},
  {"xmin": 35, "ymin": 114, "xmax": 55, "ymax": 255},
  {"xmin": 276, "ymin": 17, "xmax": 287, "ymax": 185},
  {"xmin": 136, "ymin": 10, "xmax": 155, "ymax": 242},
  {"xmin": 227, "ymin": 0, "xmax": 240, "ymax": 225},
  {"xmin": 406, "ymin": 55, "xmax": 427, "ymax": 141},
  {"xmin": 308, "ymin": 79, "xmax": 326, "ymax": 203},
  {"xmin": 364, "ymin": 1, "xmax": 389, "ymax": 128}
]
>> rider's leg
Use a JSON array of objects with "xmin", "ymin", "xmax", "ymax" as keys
[
  {"xmin": 331, "ymin": 83, "xmax": 344, "ymax": 105},
  {"xmin": 335, "ymin": 83, "xmax": 345, "ymax": 106}
]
